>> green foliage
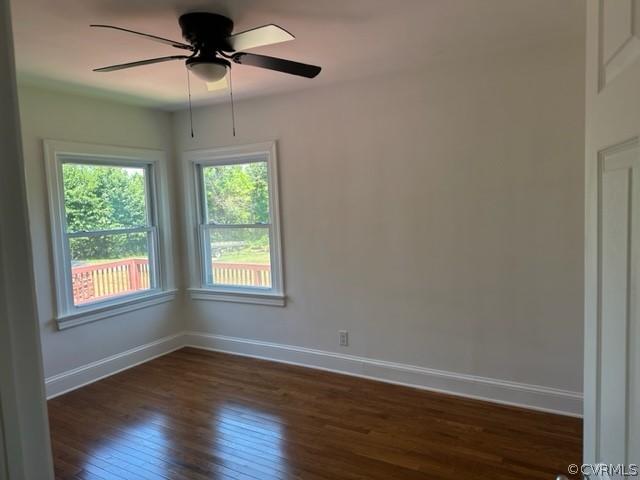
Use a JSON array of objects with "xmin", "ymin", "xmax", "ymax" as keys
[
  {"xmin": 203, "ymin": 162, "xmax": 270, "ymax": 252},
  {"xmin": 63, "ymin": 164, "xmax": 148, "ymax": 260},
  {"xmin": 62, "ymin": 161, "xmax": 272, "ymax": 263},
  {"xmin": 203, "ymin": 162, "xmax": 269, "ymax": 225}
]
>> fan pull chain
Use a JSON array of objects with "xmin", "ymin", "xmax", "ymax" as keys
[
  {"xmin": 229, "ymin": 67, "xmax": 237, "ymax": 137},
  {"xmin": 186, "ymin": 69, "xmax": 194, "ymax": 138}
]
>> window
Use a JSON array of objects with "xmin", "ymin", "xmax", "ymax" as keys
[
  {"xmin": 186, "ymin": 142, "xmax": 284, "ymax": 305},
  {"xmin": 45, "ymin": 141, "xmax": 175, "ymax": 328},
  {"xmin": 63, "ymin": 162, "xmax": 156, "ymax": 305}
]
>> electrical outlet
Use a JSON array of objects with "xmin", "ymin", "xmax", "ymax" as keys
[{"xmin": 339, "ymin": 330, "xmax": 349, "ymax": 347}]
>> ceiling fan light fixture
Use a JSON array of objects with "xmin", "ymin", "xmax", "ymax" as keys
[{"xmin": 186, "ymin": 57, "xmax": 229, "ymax": 82}]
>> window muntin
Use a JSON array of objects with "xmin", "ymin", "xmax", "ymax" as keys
[
  {"xmin": 60, "ymin": 161, "xmax": 159, "ymax": 307},
  {"xmin": 198, "ymin": 158, "xmax": 277, "ymax": 291}
]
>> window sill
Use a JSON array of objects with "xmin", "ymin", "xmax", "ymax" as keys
[
  {"xmin": 56, "ymin": 289, "xmax": 178, "ymax": 330},
  {"xmin": 188, "ymin": 288, "xmax": 286, "ymax": 307}
]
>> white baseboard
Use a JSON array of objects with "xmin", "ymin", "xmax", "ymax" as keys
[
  {"xmin": 183, "ymin": 331, "xmax": 583, "ymax": 417},
  {"xmin": 44, "ymin": 333, "xmax": 184, "ymax": 399},
  {"xmin": 44, "ymin": 331, "xmax": 583, "ymax": 417}
]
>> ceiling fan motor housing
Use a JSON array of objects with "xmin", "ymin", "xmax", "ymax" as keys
[{"xmin": 179, "ymin": 12, "xmax": 234, "ymax": 52}]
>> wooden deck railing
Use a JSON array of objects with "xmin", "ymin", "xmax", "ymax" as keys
[
  {"xmin": 71, "ymin": 259, "xmax": 271, "ymax": 304},
  {"xmin": 212, "ymin": 262, "xmax": 271, "ymax": 287},
  {"xmin": 72, "ymin": 258, "xmax": 150, "ymax": 305}
]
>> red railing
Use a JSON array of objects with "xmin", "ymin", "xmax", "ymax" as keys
[
  {"xmin": 72, "ymin": 258, "xmax": 150, "ymax": 305},
  {"xmin": 71, "ymin": 260, "xmax": 271, "ymax": 304}
]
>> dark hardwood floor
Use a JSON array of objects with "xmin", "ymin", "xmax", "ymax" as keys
[{"xmin": 48, "ymin": 347, "xmax": 582, "ymax": 480}]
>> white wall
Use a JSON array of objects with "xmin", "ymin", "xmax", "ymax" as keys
[
  {"xmin": 18, "ymin": 85, "xmax": 183, "ymax": 380},
  {"xmin": 174, "ymin": 43, "xmax": 585, "ymax": 395}
]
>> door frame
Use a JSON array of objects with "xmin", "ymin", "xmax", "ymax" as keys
[{"xmin": 0, "ymin": 0, "xmax": 54, "ymax": 477}]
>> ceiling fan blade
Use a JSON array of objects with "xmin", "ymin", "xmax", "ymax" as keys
[
  {"xmin": 225, "ymin": 24, "xmax": 294, "ymax": 52},
  {"xmin": 93, "ymin": 55, "xmax": 189, "ymax": 72},
  {"xmin": 232, "ymin": 52, "xmax": 321, "ymax": 78},
  {"xmin": 91, "ymin": 24, "xmax": 193, "ymax": 51}
]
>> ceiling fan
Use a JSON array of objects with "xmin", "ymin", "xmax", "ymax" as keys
[
  {"xmin": 91, "ymin": 13, "xmax": 321, "ymax": 136},
  {"xmin": 91, "ymin": 12, "xmax": 322, "ymax": 86}
]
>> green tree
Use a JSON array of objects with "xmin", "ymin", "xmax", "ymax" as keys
[
  {"xmin": 247, "ymin": 162, "xmax": 269, "ymax": 223},
  {"xmin": 203, "ymin": 162, "xmax": 271, "ymax": 260},
  {"xmin": 62, "ymin": 161, "xmax": 271, "ymax": 263},
  {"xmin": 63, "ymin": 164, "xmax": 147, "ymax": 260},
  {"xmin": 203, "ymin": 162, "xmax": 269, "ymax": 224}
]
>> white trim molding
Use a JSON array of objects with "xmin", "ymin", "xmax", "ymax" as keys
[
  {"xmin": 56, "ymin": 289, "xmax": 177, "ymax": 330},
  {"xmin": 188, "ymin": 288, "xmax": 285, "ymax": 306},
  {"xmin": 44, "ymin": 331, "xmax": 583, "ymax": 417},
  {"xmin": 183, "ymin": 332, "xmax": 583, "ymax": 417},
  {"xmin": 43, "ymin": 140, "xmax": 176, "ymax": 328},
  {"xmin": 45, "ymin": 333, "xmax": 184, "ymax": 399},
  {"xmin": 182, "ymin": 141, "xmax": 285, "ymax": 305}
]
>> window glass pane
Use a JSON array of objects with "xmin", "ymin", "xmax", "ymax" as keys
[
  {"xmin": 62, "ymin": 163, "xmax": 148, "ymax": 233},
  {"xmin": 202, "ymin": 161, "xmax": 269, "ymax": 224},
  {"xmin": 69, "ymin": 232, "xmax": 152, "ymax": 306},
  {"xmin": 207, "ymin": 228, "xmax": 271, "ymax": 288}
]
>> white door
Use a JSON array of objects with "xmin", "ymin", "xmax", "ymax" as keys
[{"xmin": 585, "ymin": 0, "xmax": 640, "ymax": 478}]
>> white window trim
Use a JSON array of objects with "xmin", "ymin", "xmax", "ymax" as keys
[
  {"xmin": 44, "ymin": 140, "xmax": 176, "ymax": 329},
  {"xmin": 183, "ymin": 141, "xmax": 286, "ymax": 306}
]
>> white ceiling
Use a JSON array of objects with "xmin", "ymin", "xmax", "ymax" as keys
[{"xmin": 11, "ymin": 0, "xmax": 584, "ymax": 110}]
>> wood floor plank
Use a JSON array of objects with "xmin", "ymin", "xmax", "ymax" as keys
[{"xmin": 48, "ymin": 347, "xmax": 582, "ymax": 480}]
